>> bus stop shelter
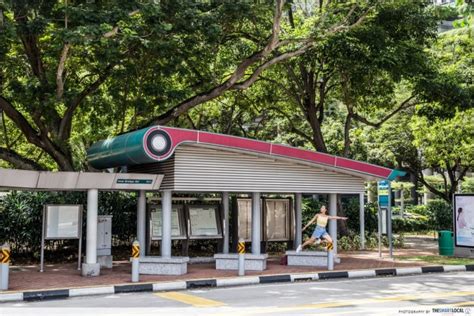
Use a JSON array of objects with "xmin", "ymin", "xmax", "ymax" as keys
[
  {"xmin": 0, "ymin": 168, "xmax": 163, "ymax": 277},
  {"xmin": 87, "ymin": 126, "xmax": 403, "ymax": 275}
]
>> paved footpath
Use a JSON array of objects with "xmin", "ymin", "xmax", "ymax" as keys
[{"xmin": 2, "ymin": 271, "xmax": 474, "ymax": 316}]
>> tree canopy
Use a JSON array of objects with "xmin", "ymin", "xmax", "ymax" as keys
[{"xmin": 0, "ymin": 0, "xmax": 473, "ymax": 201}]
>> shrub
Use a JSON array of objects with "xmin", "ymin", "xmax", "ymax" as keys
[
  {"xmin": 427, "ymin": 199, "xmax": 452, "ymax": 231},
  {"xmin": 0, "ymin": 191, "xmax": 137, "ymax": 261},
  {"xmin": 393, "ymin": 215, "xmax": 430, "ymax": 233},
  {"xmin": 336, "ymin": 232, "xmax": 404, "ymax": 251}
]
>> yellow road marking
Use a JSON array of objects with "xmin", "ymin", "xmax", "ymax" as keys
[
  {"xmin": 213, "ymin": 290, "xmax": 474, "ymax": 316},
  {"xmin": 373, "ymin": 291, "xmax": 474, "ymax": 302},
  {"xmin": 155, "ymin": 291, "xmax": 226, "ymax": 307},
  {"xmin": 454, "ymin": 301, "xmax": 474, "ymax": 307}
]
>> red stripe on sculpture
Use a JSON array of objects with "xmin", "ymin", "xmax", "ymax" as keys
[
  {"xmin": 336, "ymin": 158, "xmax": 392, "ymax": 178},
  {"xmin": 166, "ymin": 128, "xmax": 199, "ymax": 149},
  {"xmin": 198, "ymin": 132, "xmax": 272, "ymax": 153},
  {"xmin": 271, "ymin": 144, "xmax": 335, "ymax": 166}
]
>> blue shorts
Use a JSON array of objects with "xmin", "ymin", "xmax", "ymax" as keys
[{"xmin": 312, "ymin": 226, "xmax": 329, "ymax": 239}]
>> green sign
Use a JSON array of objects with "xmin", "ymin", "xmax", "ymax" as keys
[
  {"xmin": 378, "ymin": 180, "xmax": 390, "ymax": 208},
  {"xmin": 116, "ymin": 179, "xmax": 153, "ymax": 185}
]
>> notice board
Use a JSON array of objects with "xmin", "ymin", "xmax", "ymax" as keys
[
  {"xmin": 45, "ymin": 205, "xmax": 82, "ymax": 239},
  {"xmin": 149, "ymin": 204, "xmax": 186, "ymax": 240},
  {"xmin": 188, "ymin": 205, "xmax": 222, "ymax": 239}
]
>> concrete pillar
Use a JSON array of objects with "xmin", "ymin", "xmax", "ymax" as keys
[
  {"xmin": 359, "ymin": 192, "xmax": 365, "ymax": 250},
  {"xmin": 137, "ymin": 190, "xmax": 146, "ymax": 257},
  {"xmin": 400, "ymin": 184, "xmax": 405, "ymax": 217},
  {"xmin": 161, "ymin": 190, "xmax": 172, "ymax": 258},
  {"xmin": 367, "ymin": 182, "xmax": 377, "ymax": 203},
  {"xmin": 251, "ymin": 192, "xmax": 261, "ymax": 255},
  {"xmin": 222, "ymin": 192, "xmax": 230, "ymax": 254},
  {"xmin": 328, "ymin": 193, "xmax": 338, "ymax": 256},
  {"xmin": 294, "ymin": 193, "xmax": 303, "ymax": 248},
  {"xmin": 86, "ymin": 189, "xmax": 98, "ymax": 264},
  {"xmin": 423, "ymin": 168, "xmax": 434, "ymax": 205},
  {"xmin": 82, "ymin": 189, "xmax": 100, "ymax": 277}
]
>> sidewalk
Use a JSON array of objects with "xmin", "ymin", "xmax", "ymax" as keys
[
  {"xmin": 5, "ymin": 251, "xmax": 427, "ymax": 293},
  {"xmin": 1, "ymin": 236, "xmax": 461, "ymax": 294}
]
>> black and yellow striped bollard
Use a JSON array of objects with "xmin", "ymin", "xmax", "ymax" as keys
[
  {"xmin": 326, "ymin": 241, "xmax": 334, "ymax": 271},
  {"xmin": 238, "ymin": 239, "xmax": 245, "ymax": 276},
  {"xmin": 1, "ymin": 243, "xmax": 10, "ymax": 290},
  {"xmin": 131, "ymin": 240, "xmax": 140, "ymax": 282}
]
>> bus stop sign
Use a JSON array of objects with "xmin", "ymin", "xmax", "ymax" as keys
[{"xmin": 378, "ymin": 180, "xmax": 390, "ymax": 208}]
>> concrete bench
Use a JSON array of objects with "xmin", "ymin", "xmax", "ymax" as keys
[
  {"xmin": 214, "ymin": 253, "xmax": 268, "ymax": 271},
  {"xmin": 286, "ymin": 250, "xmax": 339, "ymax": 267},
  {"xmin": 139, "ymin": 256, "xmax": 189, "ymax": 275}
]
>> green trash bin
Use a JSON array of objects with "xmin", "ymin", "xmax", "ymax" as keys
[{"xmin": 438, "ymin": 230, "xmax": 454, "ymax": 256}]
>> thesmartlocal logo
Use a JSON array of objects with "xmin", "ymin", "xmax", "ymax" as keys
[{"xmin": 432, "ymin": 307, "xmax": 471, "ymax": 314}]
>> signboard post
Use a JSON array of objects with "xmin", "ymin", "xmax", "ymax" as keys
[
  {"xmin": 41, "ymin": 205, "xmax": 83, "ymax": 272},
  {"xmin": 378, "ymin": 181, "xmax": 393, "ymax": 258},
  {"xmin": 454, "ymin": 194, "xmax": 474, "ymax": 252}
]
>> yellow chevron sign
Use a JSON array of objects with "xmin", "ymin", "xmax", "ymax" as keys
[
  {"xmin": 326, "ymin": 242, "xmax": 334, "ymax": 251},
  {"xmin": 0, "ymin": 249, "xmax": 10, "ymax": 263},
  {"xmin": 237, "ymin": 241, "xmax": 245, "ymax": 254},
  {"xmin": 132, "ymin": 245, "xmax": 140, "ymax": 258}
]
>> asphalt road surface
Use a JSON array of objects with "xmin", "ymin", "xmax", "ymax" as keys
[{"xmin": 2, "ymin": 272, "xmax": 474, "ymax": 316}]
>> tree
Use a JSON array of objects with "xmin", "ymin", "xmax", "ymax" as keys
[
  {"xmin": 0, "ymin": 0, "xmax": 375, "ymax": 171},
  {"xmin": 411, "ymin": 110, "xmax": 473, "ymax": 202},
  {"xmin": 251, "ymin": 0, "xmax": 439, "ymax": 156}
]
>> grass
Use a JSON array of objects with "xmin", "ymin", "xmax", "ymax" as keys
[
  {"xmin": 396, "ymin": 255, "xmax": 474, "ymax": 265},
  {"xmin": 402, "ymin": 231, "xmax": 438, "ymax": 238}
]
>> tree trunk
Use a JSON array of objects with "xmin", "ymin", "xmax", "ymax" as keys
[{"xmin": 410, "ymin": 172, "xmax": 419, "ymax": 205}]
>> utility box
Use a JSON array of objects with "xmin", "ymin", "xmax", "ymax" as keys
[{"xmin": 97, "ymin": 215, "xmax": 113, "ymax": 268}]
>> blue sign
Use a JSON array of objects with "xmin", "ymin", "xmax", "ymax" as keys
[{"xmin": 378, "ymin": 180, "xmax": 390, "ymax": 208}]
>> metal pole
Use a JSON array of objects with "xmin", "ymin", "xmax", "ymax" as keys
[
  {"xmin": 294, "ymin": 193, "xmax": 303, "ymax": 248},
  {"xmin": 328, "ymin": 193, "xmax": 338, "ymax": 257},
  {"xmin": 86, "ymin": 189, "xmax": 98, "ymax": 264},
  {"xmin": 238, "ymin": 239, "xmax": 245, "ymax": 276},
  {"xmin": 137, "ymin": 190, "xmax": 146, "ymax": 257},
  {"xmin": 400, "ymin": 184, "xmax": 405, "ymax": 218},
  {"xmin": 327, "ymin": 245, "xmax": 334, "ymax": 271},
  {"xmin": 0, "ymin": 243, "xmax": 10, "ymax": 290},
  {"xmin": 77, "ymin": 207, "xmax": 83, "ymax": 270},
  {"xmin": 161, "ymin": 190, "xmax": 172, "ymax": 258},
  {"xmin": 359, "ymin": 192, "xmax": 365, "ymax": 250},
  {"xmin": 222, "ymin": 192, "xmax": 230, "ymax": 254},
  {"xmin": 388, "ymin": 182, "xmax": 393, "ymax": 258},
  {"xmin": 251, "ymin": 192, "xmax": 261, "ymax": 255},
  {"xmin": 40, "ymin": 207, "xmax": 46, "ymax": 272},
  {"xmin": 378, "ymin": 206, "xmax": 382, "ymax": 258},
  {"xmin": 131, "ymin": 240, "xmax": 140, "ymax": 283}
]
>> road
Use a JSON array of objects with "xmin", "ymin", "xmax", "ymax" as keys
[{"xmin": 1, "ymin": 272, "xmax": 474, "ymax": 315}]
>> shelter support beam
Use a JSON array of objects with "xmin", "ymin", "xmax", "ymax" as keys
[
  {"xmin": 294, "ymin": 193, "xmax": 302, "ymax": 249},
  {"xmin": 328, "ymin": 193, "xmax": 338, "ymax": 257},
  {"xmin": 161, "ymin": 190, "xmax": 172, "ymax": 258},
  {"xmin": 359, "ymin": 192, "xmax": 365, "ymax": 250},
  {"xmin": 222, "ymin": 192, "xmax": 230, "ymax": 254},
  {"xmin": 137, "ymin": 190, "xmax": 146, "ymax": 256},
  {"xmin": 82, "ymin": 189, "xmax": 100, "ymax": 277},
  {"xmin": 251, "ymin": 192, "xmax": 261, "ymax": 255}
]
